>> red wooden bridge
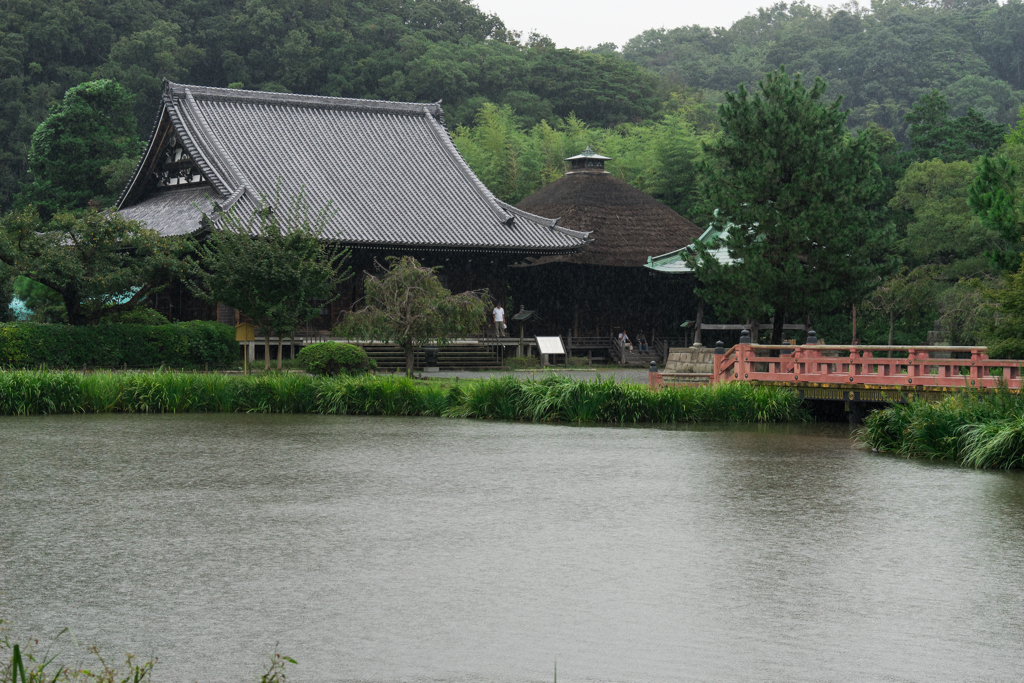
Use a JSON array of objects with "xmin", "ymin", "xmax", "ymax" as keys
[{"xmin": 649, "ymin": 333, "xmax": 1023, "ymax": 421}]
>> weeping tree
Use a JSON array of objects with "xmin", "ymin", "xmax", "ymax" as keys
[
  {"xmin": 187, "ymin": 191, "xmax": 351, "ymax": 370},
  {"xmin": 341, "ymin": 256, "xmax": 488, "ymax": 376}
]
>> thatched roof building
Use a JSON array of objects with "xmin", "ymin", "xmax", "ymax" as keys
[
  {"xmin": 509, "ymin": 147, "xmax": 703, "ymax": 341},
  {"xmin": 515, "ymin": 147, "xmax": 701, "ymax": 267}
]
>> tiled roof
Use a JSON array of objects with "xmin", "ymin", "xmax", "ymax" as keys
[
  {"xmin": 118, "ymin": 82, "xmax": 590, "ymax": 254},
  {"xmin": 119, "ymin": 186, "xmax": 217, "ymax": 236}
]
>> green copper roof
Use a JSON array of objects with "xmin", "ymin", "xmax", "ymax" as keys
[{"xmin": 645, "ymin": 222, "xmax": 734, "ymax": 274}]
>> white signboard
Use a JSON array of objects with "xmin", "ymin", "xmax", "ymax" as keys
[{"xmin": 535, "ymin": 336, "xmax": 565, "ymax": 355}]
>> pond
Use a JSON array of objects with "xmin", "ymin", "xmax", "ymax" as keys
[{"xmin": 2, "ymin": 414, "xmax": 1023, "ymax": 682}]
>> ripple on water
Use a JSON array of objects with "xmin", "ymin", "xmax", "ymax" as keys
[{"xmin": 2, "ymin": 414, "xmax": 1023, "ymax": 682}]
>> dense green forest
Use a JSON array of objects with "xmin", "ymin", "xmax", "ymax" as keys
[
  {"xmin": 0, "ymin": 0, "xmax": 663, "ymax": 208},
  {"xmin": 5, "ymin": 0, "xmax": 1024, "ymax": 209},
  {"xmin": 3, "ymin": 0, "xmax": 1024, "ymax": 351},
  {"xmin": 622, "ymin": 0, "xmax": 1024, "ymax": 138}
]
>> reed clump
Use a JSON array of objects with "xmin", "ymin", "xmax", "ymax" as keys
[
  {"xmin": 857, "ymin": 389, "xmax": 1024, "ymax": 469},
  {"xmin": 0, "ymin": 370, "xmax": 806, "ymax": 424}
]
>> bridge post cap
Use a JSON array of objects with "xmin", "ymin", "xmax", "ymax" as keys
[
  {"xmin": 806, "ymin": 330, "xmax": 818, "ymax": 344},
  {"xmin": 739, "ymin": 329, "xmax": 751, "ymax": 344},
  {"xmin": 715, "ymin": 340, "xmax": 725, "ymax": 355},
  {"xmin": 648, "ymin": 360, "xmax": 658, "ymax": 372}
]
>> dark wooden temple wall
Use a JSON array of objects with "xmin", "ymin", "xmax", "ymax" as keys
[
  {"xmin": 507, "ymin": 263, "xmax": 701, "ymax": 339},
  {"xmin": 149, "ymin": 277, "xmax": 216, "ymax": 323},
  {"xmin": 149, "ymin": 252, "xmax": 700, "ymax": 342}
]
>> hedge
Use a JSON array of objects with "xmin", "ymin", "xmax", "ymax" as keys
[{"xmin": 0, "ymin": 321, "xmax": 237, "ymax": 369}]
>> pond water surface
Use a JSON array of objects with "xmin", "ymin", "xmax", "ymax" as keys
[{"xmin": 2, "ymin": 414, "xmax": 1023, "ymax": 682}]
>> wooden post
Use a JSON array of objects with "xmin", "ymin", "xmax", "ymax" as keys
[{"xmin": 694, "ymin": 299, "xmax": 705, "ymax": 346}]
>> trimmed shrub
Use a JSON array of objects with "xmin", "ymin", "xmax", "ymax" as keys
[
  {"xmin": 105, "ymin": 307, "xmax": 170, "ymax": 325},
  {"xmin": 296, "ymin": 342, "xmax": 375, "ymax": 376},
  {"xmin": 0, "ymin": 321, "xmax": 236, "ymax": 368}
]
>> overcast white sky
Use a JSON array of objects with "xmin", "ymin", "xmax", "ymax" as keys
[{"xmin": 471, "ymin": 0, "xmax": 831, "ymax": 49}]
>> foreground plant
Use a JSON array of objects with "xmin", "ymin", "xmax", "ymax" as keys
[
  {"xmin": 857, "ymin": 389, "xmax": 1024, "ymax": 469},
  {"xmin": 1, "ymin": 621, "xmax": 296, "ymax": 683},
  {"xmin": 1, "ymin": 623, "xmax": 153, "ymax": 683},
  {"xmin": 0, "ymin": 370, "xmax": 805, "ymax": 424}
]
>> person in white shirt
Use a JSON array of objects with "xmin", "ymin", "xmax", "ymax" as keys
[
  {"xmin": 492, "ymin": 305, "xmax": 506, "ymax": 337},
  {"xmin": 618, "ymin": 330, "xmax": 632, "ymax": 353}
]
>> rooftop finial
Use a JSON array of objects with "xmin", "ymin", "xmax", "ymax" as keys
[{"xmin": 565, "ymin": 146, "xmax": 611, "ymax": 175}]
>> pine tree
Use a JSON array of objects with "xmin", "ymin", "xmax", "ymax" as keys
[{"xmin": 691, "ymin": 68, "xmax": 896, "ymax": 344}]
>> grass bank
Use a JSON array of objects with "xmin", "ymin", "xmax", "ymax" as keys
[
  {"xmin": 0, "ymin": 370, "xmax": 806, "ymax": 424},
  {"xmin": 857, "ymin": 390, "xmax": 1024, "ymax": 469}
]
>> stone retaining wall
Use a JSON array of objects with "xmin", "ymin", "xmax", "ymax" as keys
[{"xmin": 665, "ymin": 346, "xmax": 715, "ymax": 374}]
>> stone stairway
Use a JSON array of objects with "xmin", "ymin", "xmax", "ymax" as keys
[
  {"xmin": 361, "ymin": 343, "xmax": 503, "ymax": 371},
  {"xmin": 618, "ymin": 348, "xmax": 661, "ymax": 366}
]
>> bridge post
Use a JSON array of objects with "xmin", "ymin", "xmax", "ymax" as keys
[
  {"xmin": 713, "ymin": 340, "xmax": 725, "ymax": 382},
  {"xmin": 804, "ymin": 330, "xmax": 819, "ymax": 377},
  {"xmin": 736, "ymin": 330, "xmax": 751, "ymax": 380},
  {"xmin": 648, "ymin": 361, "xmax": 661, "ymax": 390},
  {"xmin": 848, "ymin": 347, "xmax": 859, "ymax": 379}
]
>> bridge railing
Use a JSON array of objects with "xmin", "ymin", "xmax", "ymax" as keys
[{"xmin": 710, "ymin": 342, "xmax": 1023, "ymax": 390}]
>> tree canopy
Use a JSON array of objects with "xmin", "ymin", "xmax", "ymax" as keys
[
  {"xmin": 2, "ymin": 0, "xmax": 1022, "ymax": 214},
  {"xmin": 690, "ymin": 68, "xmax": 895, "ymax": 344},
  {"xmin": 0, "ymin": 206, "xmax": 174, "ymax": 325},
  {"xmin": 905, "ymin": 90, "xmax": 1005, "ymax": 163},
  {"xmin": 15, "ymin": 80, "xmax": 142, "ymax": 217},
  {"xmin": 187, "ymin": 192, "xmax": 351, "ymax": 370}
]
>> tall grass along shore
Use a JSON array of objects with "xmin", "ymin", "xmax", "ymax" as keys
[
  {"xmin": 0, "ymin": 370, "xmax": 805, "ymax": 424},
  {"xmin": 857, "ymin": 390, "xmax": 1024, "ymax": 470}
]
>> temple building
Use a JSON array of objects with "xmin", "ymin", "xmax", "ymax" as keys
[
  {"xmin": 511, "ymin": 147, "xmax": 703, "ymax": 338},
  {"xmin": 117, "ymin": 81, "xmax": 590, "ymax": 326}
]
